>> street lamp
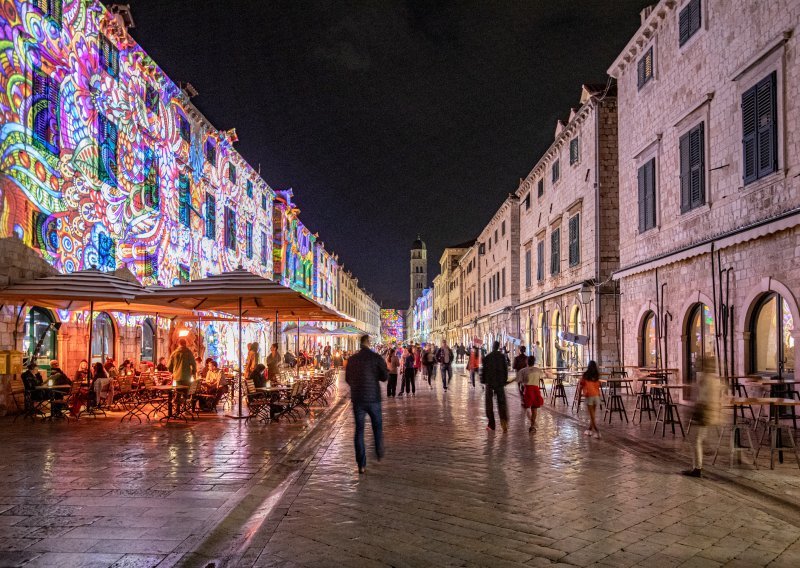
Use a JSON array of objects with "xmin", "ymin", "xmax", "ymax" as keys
[{"xmin": 578, "ymin": 283, "xmax": 593, "ymax": 305}]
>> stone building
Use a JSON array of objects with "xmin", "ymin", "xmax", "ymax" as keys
[
  {"xmin": 432, "ymin": 241, "xmax": 474, "ymax": 346},
  {"xmin": 609, "ymin": 0, "xmax": 800, "ymax": 385},
  {"xmin": 458, "ymin": 244, "xmax": 480, "ymax": 346},
  {"xmin": 475, "ymin": 196, "xmax": 521, "ymax": 348},
  {"xmin": 516, "ymin": 84, "xmax": 620, "ymax": 369},
  {"xmin": 335, "ymin": 269, "xmax": 381, "ymax": 350}
]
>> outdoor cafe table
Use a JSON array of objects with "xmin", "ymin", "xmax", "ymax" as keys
[
  {"xmin": 152, "ymin": 384, "xmax": 189, "ymax": 423},
  {"xmin": 651, "ymin": 383, "xmax": 692, "ymax": 437},
  {"xmin": 728, "ymin": 397, "xmax": 800, "ymax": 469},
  {"xmin": 34, "ymin": 384, "xmax": 71, "ymax": 419},
  {"xmin": 602, "ymin": 378, "xmax": 632, "ymax": 423}
]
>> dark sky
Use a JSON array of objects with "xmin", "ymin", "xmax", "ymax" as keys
[{"xmin": 125, "ymin": 0, "xmax": 651, "ymax": 308}]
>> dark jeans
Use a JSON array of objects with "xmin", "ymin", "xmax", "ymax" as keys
[
  {"xmin": 353, "ymin": 401, "xmax": 384, "ymax": 469},
  {"xmin": 401, "ymin": 370, "xmax": 415, "ymax": 394},
  {"xmin": 387, "ymin": 374, "xmax": 397, "ymax": 397},
  {"xmin": 426, "ymin": 364, "xmax": 435, "ymax": 385},
  {"xmin": 469, "ymin": 369, "xmax": 479, "ymax": 387},
  {"xmin": 485, "ymin": 385, "xmax": 508, "ymax": 430},
  {"xmin": 441, "ymin": 364, "xmax": 452, "ymax": 388}
]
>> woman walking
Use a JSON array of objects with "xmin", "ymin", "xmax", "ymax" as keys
[
  {"xmin": 467, "ymin": 346, "xmax": 481, "ymax": 388},
  {"xmin": 580, "ymin": 361, "xmax": 602, "ymax": 438},
  {"xmin": 401, "ymin": 346, "xmax": 416, "ymax": 396},
  {"xmin": 386, "ymin": 348, "xmax": 399, "ymax": 398}
]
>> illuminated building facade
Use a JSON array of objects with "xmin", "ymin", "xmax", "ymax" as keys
[
  {"xmin": 380, "ymin": 309, "xmax": 405, "ymax": 345},
  {"xmin": 0, "ymin": 1, "xmax": 372, "ymax": 373}
]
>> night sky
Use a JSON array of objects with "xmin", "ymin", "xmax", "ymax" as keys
[{"xmin": 125, "ymin": 0, "xmax": 651, "ymax": 308}]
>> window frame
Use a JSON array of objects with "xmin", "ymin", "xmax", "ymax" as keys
[
  {"xmin": 568, "ymin": 214, "xmax": 580, "ymax": 267},
  {"xmin": 637, "ymin": 157, "xmax": 657, "ymax": 233},
  {"xmin": 536, "ymin": 240, "xmax": 545, "ymax": 283},
  {"xmin": 97, "ymin": 114, "xmax": 118, "ymax": 186},
  {"xmin": 742, "ymin": 71, "xmax": 778, "ymax": 185},
  {"xmin": 205, "ymin": 193, "xmax": 216, "ymax": 240},
  {"xmin": 637, "ymin": 46, "xmax": 654, "ymax": 89},
  {"xmin": 31, "ymin": 67, "xmax": 60, "ymax": 156},
  {"xmin": 678, "ymin": 0, "xmax": 702, "ymax": 47},
  {"xmin": 569, "ymin": 137, "xmax": 580, "ymax": 165},
  {"xmin": 550, "ymin": 228, "xmax": 561, "ymax": 276},
  {"xmin": 99, "ymin": 34, "xmax": 119, "ymax": 79},
  {"xmin": 551, "ymin": 160, "xmax": 560, "ymax": 184},
  {"xmin": 178, "ymin": 174, "xmax": 191, "ymax": 228},
  {"xmin": 679, "ymin": 122, "xmax": 706, "ymax": 213}
]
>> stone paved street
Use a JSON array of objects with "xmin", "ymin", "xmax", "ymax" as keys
[{"xmin": 3, "ymin": 368, "xmax": 800, "ymax": 567}]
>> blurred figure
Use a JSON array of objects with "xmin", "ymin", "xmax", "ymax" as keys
[
  {"xmin": 467, "ymin": 346, "xmax": 481, "ymax": 388},
  {"xmin": 483, "ymin": 341, "xmax": 509, "ymax": 432},
  {"xmin": 386, "ymin": 348, "xmax": 399, "ymax": 398},
  {"xmin": 683, "ymin": 374, "xmax": 723, "ymax": 478},
  {"xmin": 580, "ymin": 361, "xmax": 602, "ymax": 439}
]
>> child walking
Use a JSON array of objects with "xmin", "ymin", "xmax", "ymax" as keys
[
  {"xmin": 520, "ymin": 355, "xmax": 545, "ymax": 432},
  {"xmin": 580, "ymin": 361, "xmax": 601, "ymax": 439}
]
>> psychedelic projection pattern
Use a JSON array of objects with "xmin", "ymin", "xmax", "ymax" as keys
[
  {"xmin": 380, "ymin": 309, "xmax": 404, "ymax": 345},
  {"xmin": 0, "ymin": 1, "xmax": 274, "ymax": 286}
]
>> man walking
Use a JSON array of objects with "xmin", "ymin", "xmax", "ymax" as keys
[
  {"xmin": 345, "ymin": 335, "xmax": 389, "ymax": 474},
  {"xmin": 168, "ymin": 338, "xmax": 196, "ymax": 411},
  {"xmin": 437, "ymin": 340, "xmax": 454, "ymax": 391},
  {"xmin": 532, "ymin": 341, "xmax": 544, "ymax": 367},
  {"xmin": 482, "ymin": 341, "xmax": 509, "ymax": 432},
  {"xmin": 513, "ymin": 346, "xmax": 528, "ymax": 397}
]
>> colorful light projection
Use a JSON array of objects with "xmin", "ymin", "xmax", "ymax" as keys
[
  {"xmin": 380, "ymin": 309, "xmax": 405, "ymax": 345},
  {"xmin": 0, "ymin": 1, "xmax": 274, "ymax": 287},
  {"xmin": 273, "ymin": 189, "xmax": 316, "ymax": 298}
]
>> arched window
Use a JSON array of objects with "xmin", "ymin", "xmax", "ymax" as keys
[
  {"xmin": 640, "ymin": 311, "xmax": 658, "ymax": 367},
  {"xmin": 91, "ymin": 312, "xmax": 115, "ymax": 363},
  {"xmin": 141, "ymin": 318, "xmax": 155, "ymax": 362},
  {"xmin": 687, "ymin": 304, "xmax": 716, "ymax": 384},
  {"xmin": 569, "ymin": 305, "xmax": 583, "ymax": 368},
  {"xmin": 22, "ymin": 307, "xmax": 57, "ymax": 366},
  {"xmin": 751, "ymin": 293, "xmax": 795, "ymax": 376},
  {"xmin": 552, "ymin": 310, "xmax": 563, "ymax": 368}
]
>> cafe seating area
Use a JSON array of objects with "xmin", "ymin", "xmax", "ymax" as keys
[{"xmin": 541, "ymin": 365, "xmax": 800, "ymax": 470}]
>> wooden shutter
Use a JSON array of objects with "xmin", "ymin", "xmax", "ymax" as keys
[
  {"xmin": 756, "ymin": 73, "xmax": 777, "ymax": 179},
  {"xmin": 568, "ymin": 215, "xmax": 580, "ymax": 266},
  {"xmin": 742, "ymin": 84, "xmax": 758, "ymax": 183},
  {"xmin": 679, "ymin": 0, "xmax": 701, "ymax": 46},
  {"xmin": 689, "ymin": 123, "xmax": 705, "ymax": 208},
  {"xmin": 537, "ymin": 241, "xmax": 544, "ymax": 282},
  {"xmin": 645, "ymin": 159, "xmax": 656, "ymax": 230},
  {"xmin": 550, "ymin": 229, "xmax": 560, "ymax": 275},
  {"xmin": 637, "ymin": 55, "xmax": 646, "ymax": 88},
  {"xmin": 680, "ymin": 131, "xmax": 691, "ymax": 212},
  {"xmin": 638, "ymin": 163, "xmax": 647, "ymax": 232}
]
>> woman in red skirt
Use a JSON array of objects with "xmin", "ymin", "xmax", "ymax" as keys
[{"xmin": 520, "ymin": 355, "xmax": 545, "ymax": 432}]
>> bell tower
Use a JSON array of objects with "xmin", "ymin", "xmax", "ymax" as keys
[{"xmin": 410, "ymin": 235, "xmax": 427, "ymax": 308}]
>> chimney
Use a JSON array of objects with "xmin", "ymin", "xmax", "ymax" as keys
[
  {"xmin": 109, "ymin": 4, "xmax": 136, "ymax": 29},
  {"xmin": 640, "ymin": 5, "xmax": 654, "ymax": 25}
]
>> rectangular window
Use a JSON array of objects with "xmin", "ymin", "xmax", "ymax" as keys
[
  {"xmin": 228, "ymin": 163, "xmax": 237, "ymax": 184},
  {"xmin": 680, "ymin": 122, "xmax": 705, "ymax": 212},
  {"xmin": 637, "ymin": 47, "xmax": 654, "ymax": 89},
  {"xmin": 143, "ymin": 150, "xmax": 159, "ymax": 210},
  {"xmin": 483, "ymin": 282, "xmax": 486, "ymax": 305},
  {"xmin": 246, "ymin": 180, "xmax": 253, "ymax": 198},
  {"xmin": 178, "ymin": 263, "xmax": 190, "ymax": 283},
  {"xmin": 205, "ymin": 193, "xmax": 216, "ymax": 239},
  {"xmin": 36, "ymin": 0, "xmax": 62, "ymax": 26},
  {"xmin": 260, "ymin": 231, "xmax": 268, "ymax": 266},
  {"xmin": 142, "ymin": 250, "xmax": 158, "ymax": 279},
  {"xmin": 205, "ymin": 139, "xmax": 216, "ymax": 165},
  {"xmin": 145, "ymin": 84, "xmax": 159, "ymax": 115},
  {"xmin": 494, "ymin": 230, "xmax": 498, "ymax": 243},
  {"xmin": 550, "ymin": 229, "xmax": 560, "ymax": 276},
  {"xmin": 525, "ymin": 249, "xmax": 531, "ymax": 288},
  {"xmin": 679, "ymin": 0, "xmax": 702, "ymax": 46},
  {"xmin": 502, "ymin": 268, "xmax": 506, "ymax": 297},
  {"xmin": 178, "ymin": 174, "xmax": 190, "ymax": 227},
  {"xmin": 261, "ymin": 192, "xmax": 268, "ymax": 210},
  {"xmin": 178, "ymin": 114, "xmax": 191, "ymax": 143},
  {"xmin": 569, "ymin": 137, "xmax": 579, "ymax": 165},
  {"xmin": 742, "ymin": 72, "xmax": 778, "ymax": 184},
  {"xmin": 245, "ymin": 222, "xmax": 253, "ymax": 259},
  {"xmin": 224, "ymin": 206, "xmax": 236, "ymax": 250},
  {"xmin": 537, "ymin": 178, "xmax": 544, "ymax": 198},
  {"xmin": 501, "ymin": 221, "xmax": 506, "ymax": 236},
  {"xmin": 99, "ymin": 34, "xmax": 119, "ymax": 78},
  {"xmin": 524, "ymin": 193, "xmax": 531, "ymax": 210},
  {"xmin": 97, "ymin": 114, "xmax": 118, "ymax": 185},
  {"xmin": 568, "ymin": 214, "xmax": 580, "ymax": 267},
  {"xmin": 537, "ymin": 241, "xmax": 544, "ymax": 282},
  {"xmin": 31, "ymin": 68, "xmax": 60, "ymax": 156},
  {"xmin": 552, "ymin": 160, "xmax": 560, "ymax": 183},
  {"xmin": 637, "ymin": 158, "xmax": 657, "ymax": 233}
]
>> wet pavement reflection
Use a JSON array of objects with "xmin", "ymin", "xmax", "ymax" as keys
[{"xmin": 2, "ymin": 368, "xmax": 800, "ymax": 567}]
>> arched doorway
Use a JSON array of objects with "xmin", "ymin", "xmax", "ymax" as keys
[
  {"xmin": 92, "ymin": 312, "xmax": 115, "ymax": 363},
  {"xmin": 552, "ymin": 310, "xmax": 564, "ymax": 368},
  {"xmin": 640, "ymin": 311, "xmax": 658, "ymax": 367},
  {"xmin": 22, "ymin": 307, "xmax": 57, "ymax": 368},
  {"xmin": 751, "ymin": 293, "xmax": 795, "ymax": 377},
  {"xmin": 141, "ymin": 318, "xmax": 155, "ymax": 362},
  {"xmin": 686, "ymin": 304, "xmax": 716, "ymax": 386},
  {"xmin": 569, "ymin": 305, "xmax": 583, "ymax": 368}
]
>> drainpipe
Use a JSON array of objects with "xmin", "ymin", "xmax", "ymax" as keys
[{"xmin": 594, "ymin": 101, "xmax": 602, "ymax": 365}]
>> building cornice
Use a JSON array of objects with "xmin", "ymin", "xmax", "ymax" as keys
[{"xmin": 607, "ymin": 0, "xmax": 677, "ymax": 79}]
